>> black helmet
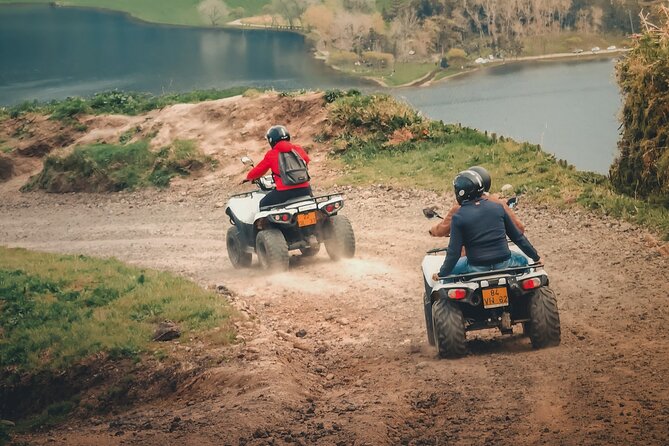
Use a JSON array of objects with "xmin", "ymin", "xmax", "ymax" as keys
[
  {"xmin": 266, "ymin": 125, "xmax": 290, "ymax": 147},
  {"xmin": 453, "ymin": 170, "xmax": 484, "ymax": 205},
  {"xmin": 469, "ymin": 165, "xmax": 491, "ymax": 192}
]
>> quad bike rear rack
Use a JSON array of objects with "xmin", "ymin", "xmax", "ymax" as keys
[
  {"xmin": 437, "ymin": 263, "xmax": 544, "ymax": 282},
  {"xmin": 259, "ymin": 193, "xmax": 344, "ymax": 212}
]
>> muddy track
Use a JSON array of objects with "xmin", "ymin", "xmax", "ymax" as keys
[{"xmin": 1, "ymin": 180, "xmax": 669, "ymax": 446}]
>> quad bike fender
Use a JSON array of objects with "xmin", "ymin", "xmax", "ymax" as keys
[{"xmin": 226, "ymin": 192, "xmax": 266, "ymax": 225}]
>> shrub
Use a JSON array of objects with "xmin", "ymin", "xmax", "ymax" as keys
[
  {"xmin": 446, "ymin": 48, "xmax": 467, "ymax": 60},
  {"xmin": 328, "ymin": 51, "xmax": 359, "ymax": 66},
  {"xmin": 22, "ymin": 140, "xmax": 213, "ymax": 192},
  {"xmin": 611, "ymin": 8, "xmax": 669, "ymax": 202},
  {"xmin": 7, "ymin": 100, "xmax": 39, "ymax": 119},
  {"xmin": 50, "ymin": 97, "xmax": 90, "ymax": 121},
  {"xmin": 361, "ymin": 51, "xmax": 394, "ymax": 69}
]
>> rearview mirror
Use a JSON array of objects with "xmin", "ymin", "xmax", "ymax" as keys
[
  {"xmin": 422, "ymin": 207, "xmax": 441, "ymax": 219},
  {"xmin": 241, "ymin": 156, "xmax": 254, "ymax": 167},
  {"xmin": 506, "ymin": 196, "xmax": 518, "ymax": 209}
]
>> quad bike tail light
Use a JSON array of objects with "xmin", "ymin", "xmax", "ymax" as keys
[
  {"xmin": 447, "ymin": 289, "xmax": 467, "ymax": 300},
  {"xmin": 271, "ymin": 213, "xmax": 291, "ymax": 223},
  {"xmin": 521, "ymin": 277, "xmax": 541, "ymax": 290},
  {"xmin": 323, "ymin": 201, "xmax": 342, "ymax": 215}
]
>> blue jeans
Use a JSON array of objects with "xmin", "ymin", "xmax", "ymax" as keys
[{"xmin": 447, "ymin": 252, "xmax": 529, "ymax": 281}]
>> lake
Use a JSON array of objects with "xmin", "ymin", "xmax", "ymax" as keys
[
  {"xmin": 399, "ymin": 59, "xmax": 622, "ymax": 173},
  {"xmin": 0, "ymin": 4, "xmax": 622, "ymax": 173}
]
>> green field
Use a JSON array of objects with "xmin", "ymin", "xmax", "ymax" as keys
[{"xmin": 0, "ymin": 0, "xmax": 271, "ymax": 25}]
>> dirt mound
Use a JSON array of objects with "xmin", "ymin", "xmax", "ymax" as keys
[{"xmin": 0, "ymin": 92, "xmax": 331, "ymax": 193}]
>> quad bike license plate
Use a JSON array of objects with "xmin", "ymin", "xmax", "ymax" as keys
[
  {"xmin": 297, "ymin": 211, "xmax": 317, "ymax": 227},
  {"xmin": 482, "ymin": 287, "xmax": 509, "ymax": 309}
]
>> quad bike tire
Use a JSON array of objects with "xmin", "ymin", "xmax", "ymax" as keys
[
  {"xmin": 528, "ymin": 287, "xmax": 561, "ymax": 349},
  {"xmin": 256, "ymin": 229, "xmax": 289, "ymax": 272},
  {"xmin": 432, "ymin": 297, "xmax": 466, "ymax": 358},
  {"xmin": 324, "ymin": 215, "xmax": 355, "ymax": 260},
  {"xmin": 299, "ymin": 244, "xmax": 321, "ymax": 257},
  {"xmin": 226, "ymin": 226, "xmax": 252, "ymax": 269}
]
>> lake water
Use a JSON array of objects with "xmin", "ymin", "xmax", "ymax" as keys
[
  {"xmin": 0, "ymin": 4, "xmax": 366, "ymax": 103},
  {"xmin": 399, "ymin": 59, "xmax": 622, "ymax": 173},
  {"xmin": 0, "ymin": 4, "xmax": 622, "ymax": 173}
]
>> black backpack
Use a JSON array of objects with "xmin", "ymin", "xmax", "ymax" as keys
[{"xmin": 278, "ymin": 149, "xmax": 310, "ymax": 186}]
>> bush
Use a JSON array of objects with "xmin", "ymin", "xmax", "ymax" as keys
[
  {"xmin": 323, "ymin": 89, "xmax": 361, "ymax": 104},
  {"xmin": 446, "ymin": 48, "xmax": 467, "ymax": 60},
  {"xmin": 7, "ymin": 100, "xmax": 39, "ymax": 119},
  {"xmin": 328, "ymin": 51, "xmax": 359, "ymax": 67},
  {"xmin": 361, "ymin": 51, "xmax": 394, "ymax": 69},
  {"xmin": 50, "ymin": 97, "xmax": 90, "ymax": 121},
  {"xmin": 22, "ymin": 140, "xmax": 213, "ymax": 192},
  {"xmin": 611, "ymin": 8, "xmax": 669, "ymax": 202}
]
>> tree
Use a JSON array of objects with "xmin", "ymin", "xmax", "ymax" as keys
[
  {"xmin": 198, "ymin": 0, "xmax": 228, "ymax": 26},
  {"xmin": 270, "ymin": 0, "xmax": 310, "ymax": 28}
]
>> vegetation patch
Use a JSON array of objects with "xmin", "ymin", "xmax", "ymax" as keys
[
  {"xmin": 611, "ymin": 8, "xmax": 669, "ymax": 205},
  {"xmin": 323, "ymin": 92, "xmax": 429, "ymax": 151},
  {"xmin": 0, "ymin": 87, "xmax": 254, "ymax": 122},
  {"xmin": 22, "ymin": 139, "xmax": 215, "ymax": 192},
  {"xmin": 0, "ymin": 246, "xmax": 235, "ymax": 431},
  {"xmin": 324, "ymin": 92, "xmax": 669, "ymax": 239}
]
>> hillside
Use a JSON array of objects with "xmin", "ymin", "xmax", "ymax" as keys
[{"xmin": 1, "ymin": 92, "xmax": 669, "ymax": 445}]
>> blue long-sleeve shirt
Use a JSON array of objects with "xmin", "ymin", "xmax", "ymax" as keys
[{"xmin": 439, "ymin": 198, "xmax": 540, "ymax": 277}]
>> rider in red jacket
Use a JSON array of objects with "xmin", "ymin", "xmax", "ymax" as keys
[{"xmin": 245, "ymin": 125, "xmax": 312, "ymax": 208}]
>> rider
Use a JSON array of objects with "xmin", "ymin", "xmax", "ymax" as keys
[
  {"xmin": 243, "ymin": 125, "xmax": 312, "ymax": 208},
  {"xmin": 433, "ymin": 169, "xmax": 541, "ymax": 280},
  {"xmin": 429, "ymin": 165, "xmax": 524, "ymax": 237}
]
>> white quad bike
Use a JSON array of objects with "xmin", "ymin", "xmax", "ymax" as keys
[
  {"xmin": 225, "ymin": 157, "xmax": 355, "ymax": 271},
  {"xmin": 421, "ymin": 204, "xmax": 561, "ymax": 358}
]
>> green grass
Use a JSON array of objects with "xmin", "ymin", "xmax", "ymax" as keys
[
  {"xmin": 23, "ymin": 139, "xmax": 215, "ymax": 192},
  {"xmin": 0, "ymin": 246, "xmax": 235, "ymax": 373},
  {"xmin": 336, "ymin": 135, "xmax": 669, "ymax": 238},
  {"xmin": 0, "ymin": 87, "xmax": 254, "ymax": 122},
  {"xmin": 320, "ymin": 92, "xmax": 669, "ymax": 239},
  {"xmin": 520, "ymin": 32, "xmax": 630, "ymax": 56},
  {"xmin": 0, "ymin": 0, "xmax": 270, "ymax": 25},
  {"xmin": 334, "ymin": 61, "xmax": 436, "ymax": 86}
]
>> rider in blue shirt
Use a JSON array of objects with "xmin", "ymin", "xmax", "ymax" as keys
[{"xmin": 435, "ymin": 170, "xmax": 541, "ymax": 280}]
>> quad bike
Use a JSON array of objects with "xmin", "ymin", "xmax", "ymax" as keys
[
  {"xmin": 421, "ymin": 205, "xmax": 561, "ymax": 358},
  {"xmin": 225, "ymin": 157, "xmax": 355, "ymax": 272}
]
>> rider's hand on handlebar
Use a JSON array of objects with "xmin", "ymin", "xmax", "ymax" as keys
[
  {"xmin": 239, "ymin": 178, "xmax": 250, "ymax": 185},
  {"xmin": 432, "ymin": 273, "xmax": 440, "ymax": 281}
]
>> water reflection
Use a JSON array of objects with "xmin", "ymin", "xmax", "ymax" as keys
[{"xmin": 0, "ymin": 4, "xmax": 366, "ymax": 103}]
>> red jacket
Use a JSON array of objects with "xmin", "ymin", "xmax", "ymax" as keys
[{"xmin": 245, "ymin": 140, "xmax": 311, "ymax": 191}]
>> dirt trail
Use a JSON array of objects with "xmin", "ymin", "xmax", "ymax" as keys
[
  {"xmin": 1, "ymin": 93, "xmax": 668, "ymax": 444},
  {"xmin": 1, "ymin": 177, "xmax": 669, "ymax": 445}
]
